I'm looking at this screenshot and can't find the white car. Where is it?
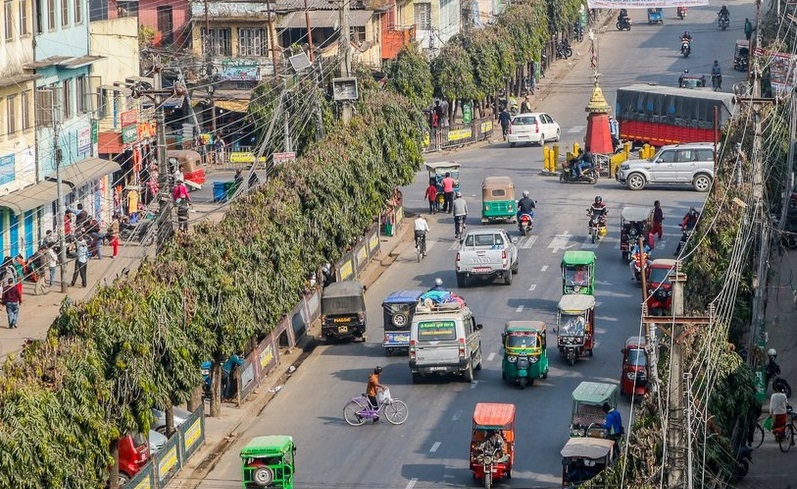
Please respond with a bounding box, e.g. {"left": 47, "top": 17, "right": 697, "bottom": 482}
{"left": 507, "top": 112, "right": 561, "bottom": 147}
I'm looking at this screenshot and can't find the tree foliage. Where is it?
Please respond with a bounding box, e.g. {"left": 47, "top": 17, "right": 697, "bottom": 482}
{"left": 385, "top": 45, "right": 433, "bottom": 106}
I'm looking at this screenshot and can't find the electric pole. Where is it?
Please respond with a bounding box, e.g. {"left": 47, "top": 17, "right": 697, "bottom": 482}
{"left": 53, "top": 105, "right": 68, "bottom": 293}
{"left": 304, "top": 0, "right": 315, "bottom": 62}
{"left": 339, "top": 0, "right": 350, "bottom": 77}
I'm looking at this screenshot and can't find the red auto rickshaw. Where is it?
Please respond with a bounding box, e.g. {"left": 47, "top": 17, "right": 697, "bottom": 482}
{"left": 167, "top": 150, "right": 206, "bottom": 190}
{"left": 646, "top": 259, "right": 675, "bottom": 315}
{"left": 469, "top": 403, "right": 515, "bottom": 488}
{"left": 620, "top": 336, "right": 648, "bottom": 398}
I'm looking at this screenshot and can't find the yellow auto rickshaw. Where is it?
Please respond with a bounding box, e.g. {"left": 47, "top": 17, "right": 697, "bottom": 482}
{"left": 481, "top": 176, "right": 516, "bottom": 223}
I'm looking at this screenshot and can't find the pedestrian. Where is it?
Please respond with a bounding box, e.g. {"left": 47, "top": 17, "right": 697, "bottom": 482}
{"left": 222, "top": 354, "right": 245, "bottom": 401}
{"left": 608, "top": 116, "right": 620, "bottom": 148}
{"left": 520, "top": 95, "right": 532, "bottom": 114}
{"left": 41, "top": 230, "right": 57, "bottom": 249}
{"left": 214, "top": 134, "right": 227, "bottom": 165}
{"left": 173, "top": 178, "right": 190, "bottom": 203}
{"left": 2, "top": 278, "right": 21, "bottom": 328}
{"left": 651, "top": 200, "right": 664, "bottom": 240}
{"left": 70, "top": 236, "right": 88, "bottom": 288}
{"left": 499, "top": 108, "right": 511, "bottom": 140}
{"left": 173, "top": 164, "right": 184, "bottom": 185}
{"left": 64, "top": 210, "right": 73, "bottom": 237}
{"left": 46, "top": 245, "right": 58, "bottom": 287}
{"left": 108, "top": 212, "right": 121, "bottom": 259}
{"left": 248, "top": 169, "right": 260, "bottom": 189}
{"left": 744, "top": 18, "right": 753, "bottom": 41}
{"left": 1, "top": 256, "right": 16, "bottom": 289}
{"left": 234, "top": 169, "right": 244, "bottom": 191}
{"left": 12, "top": 254, "right": 24, "bottom": 300}
{"left": 32, "top": 245, "right": 48, "bottom": 296}
{"left": 424, "top": 179, "right": 438, "bottom": 214}
{"left": 770, "top": 386, "right": 789, "bottom": 441}
{"left": 441, "top": 172, "right": 455, "bottom": 214}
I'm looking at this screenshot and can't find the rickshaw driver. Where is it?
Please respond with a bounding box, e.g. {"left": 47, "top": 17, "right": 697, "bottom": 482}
{"left": 601, "top": 402, "right": 624, "bottom": 441}
{"left": 516, "top": 191, "right": 536, "bottom": 221}
{"left": 480, "top": 431, "right": 509, "bottom": 462}
{"left": 366, "top": 366, "right": 386, "bottom": 412}
{"left": 570, "top": 265, "right": 588, "bottom": 285}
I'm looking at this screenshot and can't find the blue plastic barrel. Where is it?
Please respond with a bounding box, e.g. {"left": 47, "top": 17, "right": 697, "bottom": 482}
{"left": 213, "top": 181, "right": 226, "bottom": 202}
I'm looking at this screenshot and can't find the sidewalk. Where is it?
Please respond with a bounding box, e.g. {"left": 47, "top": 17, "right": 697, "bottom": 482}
{"left": 167, "top": 216, "right": 415, "bottom": 489}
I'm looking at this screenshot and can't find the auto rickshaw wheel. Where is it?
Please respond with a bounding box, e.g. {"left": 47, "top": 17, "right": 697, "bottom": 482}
{"left": 519, "top": 378, "right": 527, "bottom": 389}
{"left": 484, "top": 471, "right": 492, "bottom": 489}
{"left": 412, "top": 373, "right": 422, "bottom": 384}
{"left": 588, "top": 349, "right": 594, "bottom": 357}
{"left": 542, "top": 369, "right": 548, "bottom": 379}
{"left": 253, "top": 467, "right": 275, "bottom": 487}
{"left": 502, "top": 371, "right": 507, "bottom": 380}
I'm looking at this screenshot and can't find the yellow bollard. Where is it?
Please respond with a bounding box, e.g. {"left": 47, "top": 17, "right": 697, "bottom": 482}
{"left": 573, "top": 142, "right": 580, "bottom": 157}
{"left": 552, "top": 144, "right": 560, "bottom": 172}
{"left": 543, "top": 146, "right": 551, "bottom": 172}
{"left": 623, "top": 141, "right": 631, "bottom": 159}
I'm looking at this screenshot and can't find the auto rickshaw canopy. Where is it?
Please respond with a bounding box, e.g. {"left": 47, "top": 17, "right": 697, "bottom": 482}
{"left": 625, "top": 336, "right": 647, "bottom": 350}
{"left": 481, "top": 176, "right": 515, "bottom": 201}
{"left": 734, "top": 39, "right": 750, "bottom": 57}
{"left": 620, "top": 206, "right": 651, "bottom": 223}
{"left": 561, "top": 250, "right": 596, "bottom": 267}
{"left": 560, "top": 437, "right": 616, "bottom": 459}
{"left": 240, "top": 435, "right": 294, "bottom": 457}
{"left": 572, "top": 382, "right": 619, "bottom": 407}
{"left": 472, "top": 402, "right": 516, "bottom": 429}
{"left": 321, "top": 280, "right": 365, "bottom": 314}
{"left": 504, "top": 320, "right": 546, "bottom": 334}
{"left": 558, "top": 294, "right": 596, "bottom": 313}
{"left": 382, "top": 290, "right": 424, "bottom": 304}
{"left": 503, "top": 321, "right": 546, "bottom": 349}
{"left": 425, "top": 161, "right": 460, "bottom": 175}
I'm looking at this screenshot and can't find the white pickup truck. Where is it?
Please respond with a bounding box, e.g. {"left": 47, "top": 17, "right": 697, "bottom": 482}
{"left": 455, "top": 228, "right": 519, "bottom": 287}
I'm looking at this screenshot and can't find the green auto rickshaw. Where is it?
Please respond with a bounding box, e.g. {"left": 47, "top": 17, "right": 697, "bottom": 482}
{"left": 568, "top": 382, "right": 619, "bottom": 438}
{"left": 561, "top": 250, "right": 596, "bottom": 295}
{"left": 240, "top": 435, "right": 296, "bottom": 488}
{"left": 481, "top": 176, "right": 517, "bottom": 223}
{"left": 501, "top": 321, "right": 549, "bottom": 388}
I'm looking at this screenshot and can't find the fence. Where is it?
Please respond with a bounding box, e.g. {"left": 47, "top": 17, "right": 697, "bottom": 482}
{"left": 424, "top": 117, "right": 495, "bottom": 153}
{"left": 335, "top": 217, "right": 385, "bottom": 282}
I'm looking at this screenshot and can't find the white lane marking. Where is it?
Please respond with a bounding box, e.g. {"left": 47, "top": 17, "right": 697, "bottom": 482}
{"left": 529, "top": 284, "right": 537, "bottom": 291}
{"left": 548, "top": 231, "right": 576, "bottom": 253}
{"left": 430, "top": 442, "right": 441, "bottom": 452}
{"left": 568, "top": 125, "right": 586, "bottom": 134}
{"left": 581, "top": 238, "right": 599, "bottom": 249}
{"left": 516, "top": 305, "right": 524, "bottom": 312}
{"left": 406, "top": 479, "right": 418, "bottom": 489}
{"left": 448, "top": 241, "right": 461, "bottom": 251}
{"left": 487, "top": 352, "right": 496, "bottom": 362}
{"left": 519, "top": 235, "right": 539, "bottom": 249}
{"left": 541, "top": 265, "right": 549, "bottom": 272}
{"left": 452, "top": 410, "right": 462, "bottom": 421}
{"left": 470, "top": 380, "right": 479, "bottom": 389}
{"left": 425, "top": 239, "right": 437, "bottom": 252}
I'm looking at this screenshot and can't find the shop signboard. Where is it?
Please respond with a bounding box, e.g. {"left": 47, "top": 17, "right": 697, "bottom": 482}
{"left": 0, "top": 154, "right": 15, "bottom": 186}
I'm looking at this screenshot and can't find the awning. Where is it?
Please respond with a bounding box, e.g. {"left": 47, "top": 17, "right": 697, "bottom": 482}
{"left": 57, "top": 55, "right": 104, "bottom": 69}
{"left": 0, "top": 73, "right": 39, "bottom": 88}
{"left": 25, "top": 56, "right": 71, "bottom": 69}
{"left": 277, "top": 9, "right": 373, "bottom": 28}
{"left": 0, "top": 181, "right": 65, "bottom": 214}
{"left": 46, "top": 157, "right": 122, "bottom": 189}
{"left": 215, "top": 99, "right": 250, "bottom": 112}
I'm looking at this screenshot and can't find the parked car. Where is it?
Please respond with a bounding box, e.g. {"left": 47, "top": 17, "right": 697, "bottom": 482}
{"left": 616, "top": 142, "right": 715, "bottom": 191}
{"left": 149, "top": 430, "right": 168, "bottom": 456}
{"left": 455, "top": 228, "right": 519, "bottom": 286}
{"left": 151, "top": 407, "right": 192, "bottom": 435}
{"left": 506, "top": 112, "right": 561, "bottom": 147}
{"left": 118, "top": 433, "right": 150, "bottom": 485}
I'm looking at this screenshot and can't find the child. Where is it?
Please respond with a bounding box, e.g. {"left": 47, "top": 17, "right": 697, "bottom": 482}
{"left": 424, "top": 180, "right": 439, "bottom": 215}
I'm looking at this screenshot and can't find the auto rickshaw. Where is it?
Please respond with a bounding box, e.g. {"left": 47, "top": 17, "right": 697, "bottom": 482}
{"left": 568, "top": 381, "right": 619, "bottom": 437}
{"left": 556, "top": 294, "right": 596, "bottom": 366}
{"left": 560, "top": 437, "right": 617, "bottom": 487}
{"left": 382, "top": 290, "right": 423, "bottom": 356}
{"left": 620, "top": 206, "right": 651, "bottom": 261}
{"left": 620, "top": 336, "right": 649, "bottom": 399}
{"left": 501, "top": 321, "right": 549, "bottom": 388}
{"left": 320, "top": 280, "right": 366, "bottom": 342}
{"left": 734, "top": 39, "right": 750, "bottom": 71}
{"left": 426, "top": 161, "right": 461, "bottom": 211}
{"left": 481, "top": 176, "right": 516, "bottom": 223}
{"left": 470, "top": 403, "right": 515, "bottom": 488}
{"left": 240, "top": 435, "right": 296, "bottom": 488}
{"left": 561, "top": 250, "right": 596, "bottom": 295}
{"left": 647, "top": 7, "right": 663, "bottom": 24}
{"left": 646, "top": 259, "right": 675, "bottom": 315}
{"left": 167, "top": 150, "right": 206, "bottom": 190}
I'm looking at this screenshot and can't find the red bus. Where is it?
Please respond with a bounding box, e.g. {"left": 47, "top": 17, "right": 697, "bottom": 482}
{"left": 615, "top": 84, "right": 736, "bottom": 147}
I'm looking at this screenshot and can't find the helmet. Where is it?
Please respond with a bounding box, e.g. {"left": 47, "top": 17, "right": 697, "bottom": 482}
{"left": 455, "top": 191, "right": 462, "bottom": 198}
{"left": 683, "top": 69, "right": 690, "bottom": 74}
{"left": 434, "top": 277, "right": 443, "bottom": 287}
{"left": 374, "top": 366, "right": 383, "bottom": 374}
{"left": 595, "top": 196, "right": 602, "bottom": 204}
{"left": 768, "top": 348, "right": 777, "bottom": 357}
{"left": 523, "top": 190, "right": 530, "bottom": 198}
{"left": 684, "top": 31, "right": 689, "bottom": 36}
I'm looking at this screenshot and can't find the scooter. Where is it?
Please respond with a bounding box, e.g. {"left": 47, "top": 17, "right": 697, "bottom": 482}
{"left": 561, "top": 160, "right": 599, "bottom": 184}
{"left": 677, "top": 6, "right": 687, "bottom": 19}
{"left": 587, "top": 209, "right": 608, "bottom": 244}
{"left": 556, "top": 40, "right": 573, "bottom": 59}
{"left": 681, "top": 39, "right": 691, "bottom": 58}
{"left": 616, "top": 17, "right": 632, "bottom": 30}
{"left": 517, "top": 212, "right": 534, "bottom": 236}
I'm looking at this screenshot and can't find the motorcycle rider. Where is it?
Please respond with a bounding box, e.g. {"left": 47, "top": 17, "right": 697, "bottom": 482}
{"left": 430, "top": 277, "right": 446, "bottom": 292}
{"left": 414, "top": 214, "right": 430, "bottom": 256}
{"left": 766, "top": 348, "right": 781, "bottom": 387}
{"left": 577, "top": 146, "right": 594, "bottom": 177}
{"left": 618, "top": 8, "right": 629, "bottom": 26}
{"left": 674, "top": 207, "right": 700, "bottom": 255}
{"left": 711, "top": 60, "right": 722, "bottom": 89}
{"left": 452, "top": 191, "right": 468, "bottom": 240}
{"left": 680, "top": 31, "right": 692, "bottom": 54}
{"left": 517, "top": 190, "right": 536, "bottom": 221}
{"left": 718, "top": 5, "right": 730, "bottom": 22}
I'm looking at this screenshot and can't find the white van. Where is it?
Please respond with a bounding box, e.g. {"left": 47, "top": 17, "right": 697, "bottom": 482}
{"left": 409, "top": 301, "right": 483, "bottom": 383}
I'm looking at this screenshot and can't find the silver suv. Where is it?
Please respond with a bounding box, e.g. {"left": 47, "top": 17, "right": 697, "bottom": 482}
{"left": 616, "top": 143, "right": 715, "bottom": 192}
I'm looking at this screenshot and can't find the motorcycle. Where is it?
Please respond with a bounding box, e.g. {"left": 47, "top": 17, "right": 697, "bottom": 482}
{"left": 616, "top": 16, "right": 632, "bottom": 31}
{"left": 677, "top": 6, "right": 687, "bottom": 19}
{"left": 680, "top": 38, "right": 691, "bottom": 58}
{"left": 561, "top": 158, "right": 599, "bottom": 184}
{"left": 573, "top": 21, "right": 584, "bottom": 42}
{"left": 201, "top": 361, "right": 212, "bottom": 399}
{"left": 735, "top": 445, "right": 753, "bottom": 480}
{"left": 119, "top": 218, "right": 156, "bottom": 246}
{"left": 718, "top": 13, "right": 730, "bottom": 30}
{"left": 474, "top": 446, "right": 503, "bottom": 489}
{"left": 518, "top": 212, "right": 534, "bottom": 236}
{"left": 766, "top": 357, "right": 793, "bottom": 398}
{"left": 556, "top": 40, "right": 573, "bottom": 59}
{"left": 675, "top": 229, "right": 693, "bottom": 255}
{"left": 587, "top": 208, "right": 608, "bottom": 244}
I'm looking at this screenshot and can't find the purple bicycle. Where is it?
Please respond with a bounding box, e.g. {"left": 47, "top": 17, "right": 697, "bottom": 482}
{"left": 343, "top": 388, "right": 409, "bottom": 426}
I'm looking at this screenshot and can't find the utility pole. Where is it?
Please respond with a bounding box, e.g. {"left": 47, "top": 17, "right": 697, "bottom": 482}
{"left": 304, "top": 0, "right": 315, "bottom": 62}
{"left": 266, "top": 1, "right": 279, "bottom": 78}
{"left": 53, "top": 106, "right": 68, "bottom": 293}
{"left": 339, "top": 0, "right": 351, "bottom": 77}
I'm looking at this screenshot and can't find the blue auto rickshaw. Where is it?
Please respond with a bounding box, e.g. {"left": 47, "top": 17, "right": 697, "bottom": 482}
{"left": 382, "top": 290, "right": 423, "bottom": 355}
{"left": 647, "top": 8, "right": 663, "bottom": 24}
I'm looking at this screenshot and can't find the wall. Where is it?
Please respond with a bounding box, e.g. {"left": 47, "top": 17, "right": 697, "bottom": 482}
{"left": 0, "top": 0, "right": 34, "bottom": 76}
{"left": 138, "top": 0, "right": 191, "bottom": 47}
{"left": 34, "top": 0, "right": 89, "bottom": 58}
{"left": 89, "top": 17, "right": 139, "bottom": 86}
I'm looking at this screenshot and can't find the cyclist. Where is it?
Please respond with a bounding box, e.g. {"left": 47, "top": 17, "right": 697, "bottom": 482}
{"left": 367, "top": 366, "right": 386, "bottom": 417}
{"left": 770, "top": 385, "right": 789, "bottom": 441}
{"left": 452, "top": 191, "right": 468, "bottom": 240}
{"left": 414, "top": 214, "right": 430, "bottom": 256}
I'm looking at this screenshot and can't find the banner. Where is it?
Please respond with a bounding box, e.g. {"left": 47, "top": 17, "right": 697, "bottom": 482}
{"left": 587, "top": 0, "right": 708, "bottom": 8}
{"left": 766, "top": 50, "right": 797, "bottom": 94}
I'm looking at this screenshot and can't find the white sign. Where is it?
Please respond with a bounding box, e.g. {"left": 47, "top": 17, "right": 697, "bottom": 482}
{"left": 273, "top": 152, "right": 296, "bottom": 164}
{"left": 587, "top": 0, "right": 708, "bottom": 7}
{"left": 77, "top": 127, "right": 91, "bottom": 154}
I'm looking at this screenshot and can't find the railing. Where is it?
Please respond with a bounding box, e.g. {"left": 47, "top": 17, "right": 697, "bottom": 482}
{"left": 423, "top": 117, "right": 495, "bottom": 153}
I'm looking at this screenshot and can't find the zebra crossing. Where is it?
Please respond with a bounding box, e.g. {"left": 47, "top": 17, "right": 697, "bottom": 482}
{"left": 443, "top": 233, "right": 605, "bottom": 251}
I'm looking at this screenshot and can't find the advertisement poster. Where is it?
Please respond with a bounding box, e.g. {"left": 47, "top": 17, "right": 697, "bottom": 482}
{"left": 587, "top": 0, "right": 707, "bottom": 8}
{"left": 77, "top": 127, "right": 91, "bottom": 154}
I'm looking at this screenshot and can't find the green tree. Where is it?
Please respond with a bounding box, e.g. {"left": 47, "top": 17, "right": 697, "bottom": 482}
{"left": 385, "top": 45, "right": 433, "bottom": 107}
{"left": 432, "top": 43, "right": 478, "bottom": 117}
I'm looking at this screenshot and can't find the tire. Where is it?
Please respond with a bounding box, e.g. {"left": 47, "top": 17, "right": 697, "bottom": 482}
{"left": 736, "top": 460, "right": 749, "bottom": 479}
{"left": 392, "top": 313, "right": 408, "bottom": 327}
{"left": 509, "top": 142, "right": 516, "bottom": 148}
{"left": 412, "top": 373, "right": 422, "bottom": 384}
{"left": 464, "top": 362, "right": 475, "bottom": 383}
{"left": 626, "top": 173, "right": 646, "bottom": 190}
{"left": 554, "top": 129, "right": 561, "bottom": 141}
{"left": 456, "top": 273, "right": 467, "bottom": 288}
{"left": 253, "top": 466, "right": 275, "bottom": 487}
{"left": 119, "top": 474, "right": 131, "bottom": 486}
{"left": 511, "top": 260, "right": 519, "bottom": 274}
{"left": 416, "top": 249, "right": 422, "bottom": 263}
{"left": 155, "top": 425, "right": 167, "bottom": 436}
{"left": 519, "top": 377, "right": 527, "bottom": 389}
{"left": 504, "top": 270, "right": 513, "bottom": 285}
{"left": 502, "top": 371, "right": 507, "bottom": 380}
{"left": 542, "top": 368, "right": 548, "bottom": 379}
{"left": 592, "top": 230, "right": 596, "bottom": 244}
{"left": 484, "top": 471, "right": 492, "bottom": 489}
{"left": 385, "top": 399, "right": 409, "bottom": 425}
{"left": 779, "top": 424, "right": 794, "bottom": 452}
{"left": 566, "top": 47, "right": 573, "bottom": 57}
{"left": 566, "top": 349, "right": 577, "bottom": 366}
{"left": 751, "top": 423, "right": 765, "bottom": 449}
{"left": 343, "top": 399, "right": 367, "bottom": 426}
{"left": 616, "top": 21, "right": 622, "bottom": 30}
{"left": 693, "top": 174, "right": 712, "bottom": 192}
{"left": 559, "top": 174, "right": 565, "bottom": 183}
{"left": 538, "top": 134, "right": 545, "bottom": 146}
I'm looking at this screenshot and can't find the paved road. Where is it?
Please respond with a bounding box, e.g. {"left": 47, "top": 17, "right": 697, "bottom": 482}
{"left": 196, "top": 4, "right": 753, "bottom": 489}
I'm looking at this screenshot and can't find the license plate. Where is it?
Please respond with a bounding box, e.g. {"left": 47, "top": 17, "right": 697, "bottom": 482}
{"left": 427, "top": 366, "right": 447, "bottom": 372}
{"left": 338, "top": 326, "right": 349, "bottom": 333}
{"left": 473, "top": 267, "right": 491, "bottom": 273}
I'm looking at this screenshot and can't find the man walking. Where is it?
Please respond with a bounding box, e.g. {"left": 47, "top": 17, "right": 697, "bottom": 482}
{"left": 651, "top": 200, "right": 664, "bottom": 240}
{"left": 499, "top": 108, "right": 511, "bottom": 141}
{"left": 47, "top": 245, "right": 58, "bottom": 287}
{"left": 441, "top": 172, "right": 455, "bottom": 214}
{"left": 70, "top": 236, "right": 88, "bottom": 288}
{"left": 32, "top": 245, "right": 48, "bottom": 295}
{"left": 2, "top": 278, "right": 20, "bottom": 328}
{"left": 744, "top": 18, "right": 753, "bottom": 41}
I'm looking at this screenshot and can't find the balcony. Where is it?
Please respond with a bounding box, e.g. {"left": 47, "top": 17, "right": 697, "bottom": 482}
{"left": 381, "top": 24, "right": 416, "bottom": 60}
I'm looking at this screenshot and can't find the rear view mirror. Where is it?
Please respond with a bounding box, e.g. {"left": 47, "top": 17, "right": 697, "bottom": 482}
{"left": 511, "top": 237, "right": 518, "bottom": 243}
{"left": 476, "top": 323, "right": 484, "bottom": 330}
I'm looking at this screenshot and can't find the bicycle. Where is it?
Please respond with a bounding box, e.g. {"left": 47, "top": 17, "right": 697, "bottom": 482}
{"left": 343, "top": 388, "right": 409, "bottom": 426}
{"left": 454, "top": 215, "right": 466, "bottom": 241}
{"left": 415, "top": 232, "right": 427, "bottom": 263}
{"left": 778, "top": 407, "right": 796, "bottom": 453}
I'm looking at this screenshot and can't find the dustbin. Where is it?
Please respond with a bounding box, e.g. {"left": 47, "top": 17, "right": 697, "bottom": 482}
{"left": 213, "top": 181, "right": 227, "bottom": 202}
{"left": 223, "top": 181, "right": 237, "bottom": 198}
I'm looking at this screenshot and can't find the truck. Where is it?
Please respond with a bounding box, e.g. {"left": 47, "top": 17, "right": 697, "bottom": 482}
{"left": 455, "top": 228, "right": 519, "bottom": 287}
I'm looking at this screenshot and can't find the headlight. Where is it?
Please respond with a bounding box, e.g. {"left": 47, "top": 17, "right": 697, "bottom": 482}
{"left": 626, "top": 372, "right": 637, "bottom": 380}
{"left": 620, "top": 164, "right": 630, "bottom": 170}
{"left": 529, "top": 356, "right": 538, "bottom": 363}
{"left": 507, "top": 355, "right": 517, "bottom": 363}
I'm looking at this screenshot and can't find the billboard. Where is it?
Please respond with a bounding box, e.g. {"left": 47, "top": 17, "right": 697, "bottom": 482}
{"left": 587, "top": 0, "right": 707, "bottom": 7}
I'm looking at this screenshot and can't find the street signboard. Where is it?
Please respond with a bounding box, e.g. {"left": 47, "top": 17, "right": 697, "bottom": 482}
{"left": 273, "top": 152, "right": 296, "bottom": 164}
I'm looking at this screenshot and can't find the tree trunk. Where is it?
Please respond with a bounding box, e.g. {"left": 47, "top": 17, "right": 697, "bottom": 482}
{"left": 187, "top": 385, "right": 203, "bottom": 412}
{"left": 210, "top": 360, "right": 223, "bottom": 417}
{"left": 166, "top": 406, "right": 175, "bottom": 437}
{"left": 109, "top": 438, "right": 120, "bottom": 489}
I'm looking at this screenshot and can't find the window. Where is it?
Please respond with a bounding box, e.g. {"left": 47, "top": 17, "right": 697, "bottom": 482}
{"left": 35, "top": 89, "right": 54, "bottom": 126}
{"left": 349, "top": 26, "right": 365, "bottom": 44}
{"left": 60, "top": 0, "right": 68, "bottom": 26}
{"left": 156, "top": 6, "right": 173, "bottom": 44}
{"left": 414, "top": 2, "right": 431, "bottom": 29}
{"left": 73, "top": 0, "right": 80, "bottom": 23}
{"left": 4, "top": 1, "right": 12, "bottom": 39}
{"left": 201, "top": 28, "right": 231, "bottom": 56}
{"left": 47, "top": 0, "right": 55, "bottom": 30}
{"left": 21, "top": 91, "right": 30, "bottom": 129}
{"left": 19, "top": 0, "right": 28, "bottom": 34}
{"left": 75, "top": 75, "right": 86, "bottom": 113}
{"left": 657, "top": 150, "right": 675, "bottom": 163}
{"left": 62, "top": 79, "right": 71, "bottom": 120}
{"left": 238, "top": 28, "right": 266, "bottom": 57}
{"left": 6, "top": 95, "right": 15, "bottom": 135}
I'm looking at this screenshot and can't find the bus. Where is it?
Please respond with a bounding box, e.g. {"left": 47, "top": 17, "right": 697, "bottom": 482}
{"left": 615, "top": 84, "right": 736, "bottom": 147}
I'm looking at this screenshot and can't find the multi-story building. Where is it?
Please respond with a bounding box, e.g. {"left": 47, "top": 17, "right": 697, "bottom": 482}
{"left": 403, "top": 0, "right": 460, "bottom": 53}
{"left": 0, "top": 0, "right": 39, "bottom": 257}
